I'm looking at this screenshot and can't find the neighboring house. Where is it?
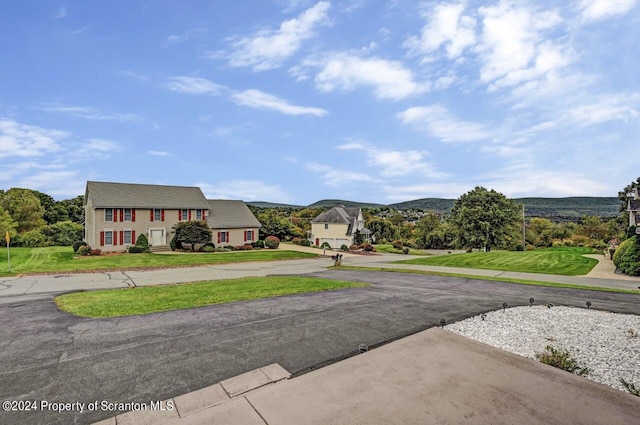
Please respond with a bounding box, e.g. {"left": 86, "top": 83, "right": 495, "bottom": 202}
{"left": 84, "top": 181, "right": 260, "bottom": 252}
{"left": 207, "top": 199, "right": 261, "bottom": 247}
{"left": 309, "top": 205, "right": 371, "bottom": 249}
{"left": 628, "top": 187, "right": 640, "bottom": 227}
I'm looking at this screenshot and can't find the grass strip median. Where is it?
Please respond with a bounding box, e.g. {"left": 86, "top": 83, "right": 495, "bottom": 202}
{"left": 55, "top": 276, "right": 368, "bottom": 318}
{"left": 335, "top": 266, "right": 640, "bottom": 295}
{"left": 395, "top": 247, "right": 598, "bottom": 276}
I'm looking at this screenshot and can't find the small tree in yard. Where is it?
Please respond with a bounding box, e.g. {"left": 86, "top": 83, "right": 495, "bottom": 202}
{"left": 265, "top": 235, "right": 280, "bottom": 249}
{"left": 173, "top": 221, "right": 212, "bottom": 252}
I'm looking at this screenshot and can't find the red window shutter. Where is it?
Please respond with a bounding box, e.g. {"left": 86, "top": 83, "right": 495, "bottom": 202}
{"left": 244, "top": 230, "right": 247, "bottom": 241}
{"left": 161, "top": 209, "right": 165, "bottom": 221}
{"left": 132, "top": 209, "right": 136, "bottom": 222}
{"left": 100, "top": 231, "right": 105, "bottom": 246}
{"left": 132, "top": 230, "right": 136, "bottom": 244}
{"left": 150, "top": 210, "right": 154, "bottom": 222}
{"left": 114, "top": 231, "right": 118, "bottom": 246}
{"left": 120, "top": 230, "right": 124, "bottom": 244}
{"left": 120, "top": 209, "right": 124, "bottom": 222}
{"left": 188, "top": 210, "right": 192, "bottom": 220}
{"left": 217, "top": 232, "right": 221, "bottom": 244}
{"left": 179, "top": 210, "right": 182, "bottom": 221}
{"left": 113, "top": 209, "right": 118, "bottom": 223}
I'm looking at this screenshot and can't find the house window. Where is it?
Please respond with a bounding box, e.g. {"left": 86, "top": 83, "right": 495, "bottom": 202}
{"left": 324, "top": 224, "right": 329, "bottom": 230}
{"left": 104, "top": 231, "right": 113, "bottom": 246}
{"left": 219, "top": 231, "right": 229, "bottom": 243}
{"left": 154, "top": 209, "right": 162, "bottom": 221}
{"left": 124, "top": 208, "right": 132, "bottom": 222}
{"left": 180, "top": 209, "right": 188, "bottom": 221}
{"left": 246, "top": 230, "right": 253, "bottom": 241}
{"left": 196, "top": 209, "right": 202, "bottom": 220}
{"left": 105, "top": 209, "right": 114, "bottom": 222}
{"left": 123, "top": 230, "right": 132, "bottom": 245}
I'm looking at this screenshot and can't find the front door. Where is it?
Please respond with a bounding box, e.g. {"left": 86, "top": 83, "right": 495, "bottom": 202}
{"left": 150, "top": 228, "right": 165, "bottom": 246}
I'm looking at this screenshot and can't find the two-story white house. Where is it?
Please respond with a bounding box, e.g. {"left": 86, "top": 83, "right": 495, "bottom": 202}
{"left": 628, "top": 187, "right": 640, "bottom": 227}
{"left": 309, "top": 205, "right": 371, "bottom": 249}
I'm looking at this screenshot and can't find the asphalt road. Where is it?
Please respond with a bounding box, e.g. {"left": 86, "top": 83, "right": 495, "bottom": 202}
{"left": 1, "top": 270, "right": 639, "bottom": 425}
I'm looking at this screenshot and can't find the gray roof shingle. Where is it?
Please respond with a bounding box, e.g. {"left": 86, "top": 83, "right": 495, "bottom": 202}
{"left": 85, "top": 181, "right": 210, "bottom": 209}
{"left": 206, "top": 200, "right": 262, "bottom": 229}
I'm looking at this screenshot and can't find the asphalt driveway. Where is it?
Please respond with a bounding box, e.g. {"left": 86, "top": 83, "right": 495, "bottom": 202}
{"left": 1, "top": 270, "right": 639, "bottom": 425}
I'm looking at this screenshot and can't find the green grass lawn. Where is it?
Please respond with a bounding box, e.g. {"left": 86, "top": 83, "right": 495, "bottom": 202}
{"left": 395, "top": 247, "right": 599, "bottom": 276}
{"left": 0, "top": 246, "right": 317, "bottom": 276}
{"left": 55, "top": 276, "right": 368, "bottom": 318}
{"left": 374, "top": 244, "right": 432, "bottom": 256}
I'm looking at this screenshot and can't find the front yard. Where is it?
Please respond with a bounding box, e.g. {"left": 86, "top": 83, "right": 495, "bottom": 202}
{"left": 0, "top": 246, "right": 318, "bottom": 276}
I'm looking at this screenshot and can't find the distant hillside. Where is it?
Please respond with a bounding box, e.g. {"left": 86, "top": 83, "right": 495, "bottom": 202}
{"left": 307, "top": 199, "right": 387, "bottom": 209}
{"left": 390, "top": 198, "right": 454, "bottom": 211}
{"left": 247, "top": 201, "right": 303, "bottom": 209}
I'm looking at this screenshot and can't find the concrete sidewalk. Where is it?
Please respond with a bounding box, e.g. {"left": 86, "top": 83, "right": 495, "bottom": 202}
{"left": 93, "top": 328, "right": 640, "bottom": 425}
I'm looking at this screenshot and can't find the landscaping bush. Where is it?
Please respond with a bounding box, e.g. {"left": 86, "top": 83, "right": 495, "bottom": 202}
{"left": 341, "top": 244, "right": 349, "bottom": 252}
{"left": 170, "top": 235, "right": 180, "bottom": 251}
{"left": 252, "top": 240, "right": 265, "bottom": 248}
{"left": 320, "top": 242, "right": 331, "bottom": 250}
{"left": 89, "top": 249, "right": 102, "bottom": 256}
{"left": 265, "top": 235, "right": 280, "bottom": 249}
{"left": 626, "top": 226, "right": 638, "bottom": 239}
{"left": 392, "top": 240, "right": 403, "bottom": 250}
{"left": 300, "top": 239, "right": 311, "bottom": 247}
{"left": 16, "top": 229, "right": 49, "bottom": 247}
{"left": 135, "top": 234, "right": 150, "bottom": 249}
{"left": 362, "top": 243, "right": 374, "bottom": 252}
{"left": 198, "top": 242, "right": 215, "bottom": 252}
{"left": 215, "top": 247, "right": 230, "bottom": 252}
{"left": 73, "top": 240, "right": 88, "bottom": 253}
{"left": 613, "top": 236, "right": 635, "bottom": 268}
{"left": 128, "top": 246, "right": 145, "bottom": 254}
{"left": 617, "top": 236, "right": 640, "bottom": 276}
{"left": 349, "top": 243, "right": 360, "bottom": 251}
{"left": 535, "top": 345, "right": 589, "bottom": 376}
{"left": 77, "top": 245, "right": 92, "bottom": 256}
{"left": 233, "top": 245, "right": 253, "bottom": 251}
{"left": 292, "top": 237, "right": 302, "bottom": 245}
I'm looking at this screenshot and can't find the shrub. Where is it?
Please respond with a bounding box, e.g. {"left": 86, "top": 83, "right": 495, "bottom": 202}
{"left": 613, "top": 236, "right": 635, "bottom": 268}
{"left": 73, "top": 240, "right": 88, "bottom": 253}
{"left": 135, "top": 233, "right": 150, "bottom": 249}
{"left": 201, "top": 245, "right": 215, "bottom": 253}
{"left": 170, "top": 235, "right": 180, "bottom": 251}
{"left": 90, "top": 249, "right": 102, "bottom": 256}
{"left": 626, "top": 226, "right": 638, "bottom": 239}
{"left": 199, "top": 242, "right": 215, "bottom": 252}
{"left": 300, "top": 239, "right": 311, "bottom": 247}
{"left": 617, "top": 236, "right": 640, "bottom": 276}
{"left": 215, "top": 247, "right": 229, "bottom": 252}
{"left": 77, "top": 245, "right": 92, "bottom": 256}
{"left": 265, "top": 235, "right": 280, "bottom": 249}
{"left": 402, "top": 247, "right": 410, "bottom": 254}
{"left": 349, "top": 243, "right": 360, "bottom": 251}
{"left": 362, "top": 243, "right": 374, "bottom": 252}
{"left": 392, "top": 240, "right": 403, "bottom": 250}
{"left": 233, "top": 245, "right": 253, "bottom": 251}
{"left": 526, "top": 244, "right": 536, "bottom": 251}
{"left": 292, "top": 237, "right": 302, "bottom": 245}
{"left": 16, "top": 229, "right": 48, "bottom": 247}
{"left": 128, "top": 246, "right": 145, "bottom": 254}
{"left": 341, "top": 244, "right": 349, "bottom": 252}
{"left": 252, "top": 240, "right": 265, "bottom": 248}
{"left": 320, "top": 242, "right": 331, "bottom": 250}
{"left": 535, "top": 345, "right": 589, "bottom": 376}
{"left": 224, "top": 245, "right": 234, "bottom": 250}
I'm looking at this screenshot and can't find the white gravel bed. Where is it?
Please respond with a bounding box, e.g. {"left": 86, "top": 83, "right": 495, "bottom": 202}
{"left": 445, "top": 306, "right": 640, "bottom": 394}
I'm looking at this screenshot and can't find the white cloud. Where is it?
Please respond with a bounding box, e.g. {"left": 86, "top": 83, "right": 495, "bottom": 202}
{"left": 41, "top": 105, "right": 142, "bottom": 122}
{"left": 166, "top": 76, "right": 227, "bottom": 95}
{"left": 308, "top": 52, "right": 426, "bottom": 100}
{"left": 0, "top": 118, "right": 67, "bottom": 159}
{"left": 198, "top": 180, "right": 291, "bottom": 203}
{"left": 165, "top": 28, "right": 206, "bottom": 44}
{"left": 565, "top": 94, "right": 640, "bottom": 126}
{"left": 398, "top": 105, "right": 492, "bottom": 142}
{"left": 476, "top": 1, "right": 570, "bottom": 90}
{"left": 336, "top": 142, "right": 447, "bottom": 178}
{"left": 404, "top": 2, "right": 476, "bottom": 60}
{"left": 17, "top": 171, "right": 84, "bottom": 198}
{"left": 52, "top": 7, "right": 66, "bottom": 19}
{"left": 118, "top": 70, "right": 150, "bottom": 81}
{"left": 306, "top": 162, "right": 377, "bottom": 186}
{"left": 230, "top": 89, "right": 328, "bottom": 116}
{"left": 224, "top": 1, "right": 330, "bottom": 71}
{"left": 382, "top": 182, "right": 473, "bottom": 201}
{"left": 578, "top": 0, "right": 637, "bottom": 23}
{"left": 148, "top": 150, "right": 170, "bottom": 156}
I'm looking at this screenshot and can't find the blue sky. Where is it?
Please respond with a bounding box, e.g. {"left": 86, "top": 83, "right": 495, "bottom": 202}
{"left": 1, "top": 0, "right": 638, "bottom": 204}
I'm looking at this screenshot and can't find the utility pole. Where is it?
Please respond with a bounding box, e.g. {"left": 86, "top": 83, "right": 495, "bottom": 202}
{"left": 522, "top": 204, "right": 526, "bottom": 251}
